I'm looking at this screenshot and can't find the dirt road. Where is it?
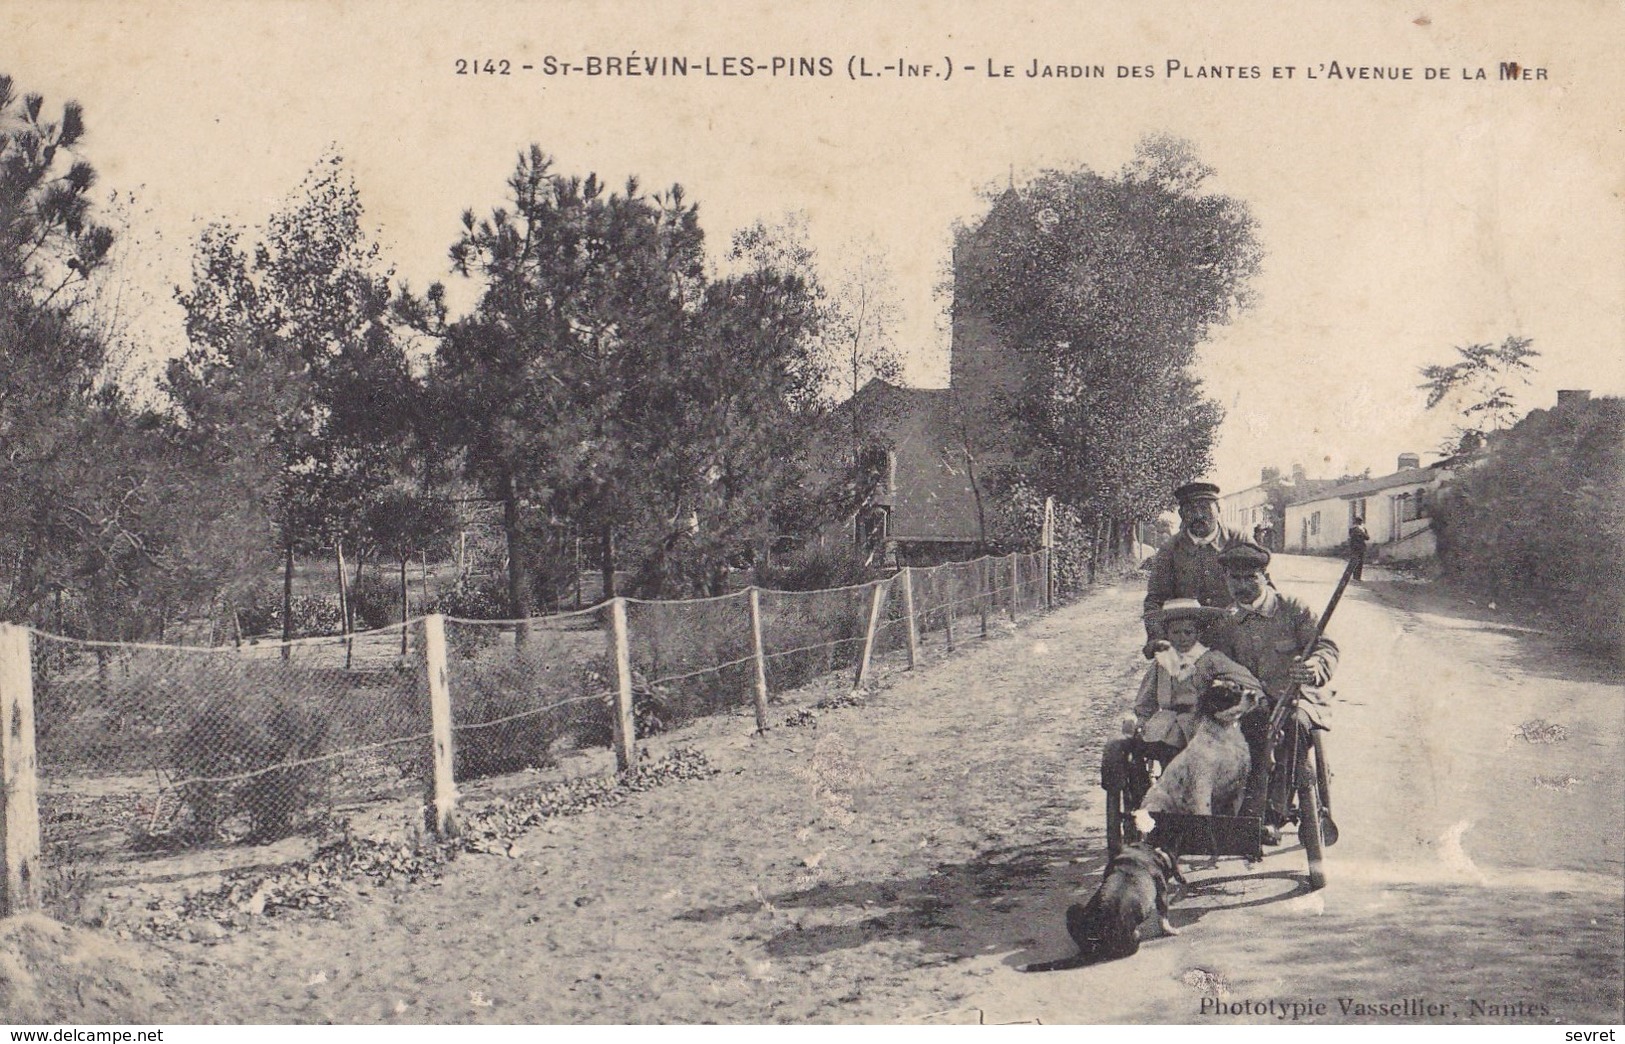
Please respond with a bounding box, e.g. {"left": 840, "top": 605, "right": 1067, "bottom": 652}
{"left": 980, "top": 555, "right": 1624, "bottom": 1026}
{"left": 148, "top": 556, "right": 1622, "bottom": 1024}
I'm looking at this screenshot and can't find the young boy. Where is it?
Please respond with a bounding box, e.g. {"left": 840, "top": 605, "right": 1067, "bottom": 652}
{"left": 1129, "top": 599, "right": 1263, "bottom": 762}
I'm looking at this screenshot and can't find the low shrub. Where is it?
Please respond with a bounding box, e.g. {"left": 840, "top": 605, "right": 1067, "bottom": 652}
{"left": 755, "top": 545, "right": 874, "bottom": 592}
{"left": 431, "top": 574, "right": 511, "bottom": 620}
{"left": 568, "top": 667, "right": 677, "bottom": 748}
{"left": 348, "top": 573, "right": 405, "bottom": 631}
{"left": 170, "top": 690, "right": 333, "bottom": 843}
{"left": 237, "top": 593, "right": 343, "bottom": 640}
{"left": 451, "top": 665, "right": 559, "bottom": 779}
{"left": 448, "top": 642, "right": 614, "bottom": 779}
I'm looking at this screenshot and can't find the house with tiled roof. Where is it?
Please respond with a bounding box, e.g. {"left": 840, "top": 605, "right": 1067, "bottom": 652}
{"left": 1282, "top": 454, "right": 1444, "bottom": 560}
{"left": 829, "top": 379, "right": 991, "bottom": 565}
{"left": 821, "top": 200, "right": 1028, "bottom": 565}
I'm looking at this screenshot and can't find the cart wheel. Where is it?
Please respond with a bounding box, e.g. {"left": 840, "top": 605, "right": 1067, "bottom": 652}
{"left": 1105, "top": 787, "right": 1125, "bottom": 856}
{"left": 1298, "top": 778, "right": 1327, "bottom": 890}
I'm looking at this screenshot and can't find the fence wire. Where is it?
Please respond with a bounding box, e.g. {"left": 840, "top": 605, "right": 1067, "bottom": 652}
{"left": 18, "top": 549, "right": 1051, "bottom": 925}
{"left": 443, "top": 609, "right": 613, "bottom": 784}
{"left": 32, "top": 625, "right": 429, "bottom": 858}
{"left": 624, "top": 591, "right": 757, "bottom": 729}
{"left": 756, "top": 582, "right": 875, "bottom": 693}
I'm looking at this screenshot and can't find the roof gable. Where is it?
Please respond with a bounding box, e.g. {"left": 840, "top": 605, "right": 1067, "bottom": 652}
{"left": 1290, "top": 466, "right": 1440, "bottom": 505}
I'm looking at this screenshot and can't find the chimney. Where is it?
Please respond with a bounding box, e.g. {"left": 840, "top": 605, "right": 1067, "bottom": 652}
{"left": 1397, "top": 452, "right": 1420, "bottom": 470}
{"left": 1291, "top": 463, "right": 1307, "bottom": 484}
{"left": 1556, "top": 389, "right": 1591, "bottom": 408}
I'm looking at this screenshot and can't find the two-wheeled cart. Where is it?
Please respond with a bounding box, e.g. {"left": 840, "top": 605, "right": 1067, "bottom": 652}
{"left": 1101, "top": 706, "right": 1336, "bottom": 889}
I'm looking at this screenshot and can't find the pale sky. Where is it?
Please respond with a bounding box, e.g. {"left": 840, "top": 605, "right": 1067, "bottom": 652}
{"left": 5, "top": 0, "right": 1622, "bottom": 496}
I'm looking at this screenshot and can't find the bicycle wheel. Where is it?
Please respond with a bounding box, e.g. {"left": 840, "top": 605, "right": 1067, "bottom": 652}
{"left": 1298, "top": 745, "right": 1328, "bottom": 890}
{"left": 1311, "top": 729, "right": 1339, "bottom": 846}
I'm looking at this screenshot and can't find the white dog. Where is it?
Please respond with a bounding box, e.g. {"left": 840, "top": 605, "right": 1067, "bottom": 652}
{"left": 1141, "top": 681, "right": 1254, "bottom": 817}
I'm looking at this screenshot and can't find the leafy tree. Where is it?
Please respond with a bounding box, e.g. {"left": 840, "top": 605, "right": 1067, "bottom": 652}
{"left": 1418, "top": 334, "right": 1541, "bottom": 448}
{"left": 422, "top": 149, "right": 704, "bottom": 617}
{"left": 728, "top": 216, "right": 903, "bottom": 406}
{"left": 167, "top": 152, "right": 416, "bottom": 641}
{"left": 0, "top": 74, "right": 155, "bottom": 628}
{"left": 1431, "top": 395, "right": 1622, "bottom": 653}
{"left": 953, "top": 135, "right": 1260, "bottom": 533}
{"left": 628, "top": 255, "right": 835, "bottom": 595}
{"left": 727, "top": 216, "right": 904, "bottom": 553}
{"left": 828, "top": 243, "right": 903, "bottom": 401}
{"left": 365, "top": 486, "right": 456, "bottom": 648}
{"left": 0, "top": 75, "right": 114, "bottom": 302}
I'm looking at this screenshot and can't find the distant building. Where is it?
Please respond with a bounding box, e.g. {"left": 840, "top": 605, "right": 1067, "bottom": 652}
{"left": 1282, "top": 455, "right": 1444, "bottom": 560}
{"left": 828, "top": 379, "right": 987, "bottom": 565}
{"left": 819, "top": 199, "right": 1025, "bottom": 565}
{"left": 1219, "top": 465, "right": 1345, "bottom": 551}
{"left": 1219, "top": 478, "right": 1274, "bottom": 545}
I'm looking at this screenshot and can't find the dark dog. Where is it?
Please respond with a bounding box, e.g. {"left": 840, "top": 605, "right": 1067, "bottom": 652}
{"left": 1062, "top": 842, "right": 1181, "bottom": 962}
{"left": 1142, "top": 680, "right": 1253, "bottom": 818}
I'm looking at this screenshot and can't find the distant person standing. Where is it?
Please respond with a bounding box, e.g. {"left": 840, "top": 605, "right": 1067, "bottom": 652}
{"left": 1347, "top": 517, "right": 1370, "bottom": 582}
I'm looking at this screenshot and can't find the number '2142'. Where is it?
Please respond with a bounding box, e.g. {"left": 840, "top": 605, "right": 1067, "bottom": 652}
{"left": 455, "top": 59, "right": 511, "bottom": 75}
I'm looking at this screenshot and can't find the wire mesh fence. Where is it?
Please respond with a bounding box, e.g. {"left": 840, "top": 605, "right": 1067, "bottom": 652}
{"left": 5, "top": 549, "right": 1052, "bottom": 923}
{"left": 442, "top": 609, "right": 613, "bottom": 784}
{"left": 757, "top": 582, "right": 877, "bottom": 693}
{"left": 624, "top": 590, "right": 760, "bottom": 730}
{"left": 32, "top": 626, "right": 429, "bottom": 859}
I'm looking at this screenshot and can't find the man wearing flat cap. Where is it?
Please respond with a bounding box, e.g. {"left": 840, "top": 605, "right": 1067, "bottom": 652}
{"left": 1205, "top": 541, "right": 1339, "bottom": 842}
{"left": 1141, "top": 480, "right": 1245, "bottom": 656}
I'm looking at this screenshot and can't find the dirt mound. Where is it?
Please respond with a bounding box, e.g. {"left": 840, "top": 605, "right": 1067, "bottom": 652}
{"left": 0, "top": 914, "right": 168, "bottom": 1023}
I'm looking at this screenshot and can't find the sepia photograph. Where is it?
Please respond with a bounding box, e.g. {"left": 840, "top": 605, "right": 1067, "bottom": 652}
{"left": 0, "top": 0, "right": 1621, "bottom": 1029}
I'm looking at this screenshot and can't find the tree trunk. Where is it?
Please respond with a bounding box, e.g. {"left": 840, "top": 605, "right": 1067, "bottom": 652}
{"left": 501, "top": 473, "right": 531, "bottom": 645}
{"left": 350, "top": 553, "right": 366, "bottom": 619}
{"left": 1088, "top": 517, "right": 1106, "bottom": 585}
{"left": 335, "top": 541, "right": 349, "bottom": 635}
{"left": 281, "top": 543, "right": 294, "bottom": 660}
{"left": 964, "top": 447, "right": 988, "bottom": 555}
{"left": 600, "top": 523, "right": 617, "bottom": 601}
{"left": 337, "top": 540, "right": 354, "bottom": 670}
{"left": 400, "top": 557, "right": 410, "bottom": 656}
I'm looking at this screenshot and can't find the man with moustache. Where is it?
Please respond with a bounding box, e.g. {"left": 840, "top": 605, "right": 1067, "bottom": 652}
{"left": 1141, "top": 481, "right": 1245, "bottom": 658}
{"left": 1206, "top": 542, "right": 1339, "bottom": 844}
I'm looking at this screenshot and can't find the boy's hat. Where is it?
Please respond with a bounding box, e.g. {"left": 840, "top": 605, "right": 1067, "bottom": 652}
{"left": 1218, "top": 542, "right": 1272, "bottom": 573}
{"left": 1153, "top": 597, "right": 1228, "bottom": 624}
{"left": 1173, "top": 481, "right": 1221, "bottom": 505}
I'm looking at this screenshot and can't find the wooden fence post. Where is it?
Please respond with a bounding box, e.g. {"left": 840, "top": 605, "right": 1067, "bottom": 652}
{"left": 1007, "top": 554, "right": 1020, "bottom": 624}
{"left": 1042, "top": 497, "right": 1056, "bottom": 610}
{"left": 422, "top": 614, "right": 459, "bottom": 838}
{"left": 852, "top": 579, "right": 889, "bottom": 693}
{"left": 944, "top": 567, "right": 956, "bottom": 651}
{"left": 980, "top": 557, "right": 990, "bottom": 638}
{"left": 900, "top": 567, "right": 918, "bottom": 670}
{"left": 607, "top": 597, "right": 637, "bottom": 773}
{"left": 748, "top": 587, "right": 770, "bottom": 733}
{"left": 0, "top": 624, "right": 40, "bottom": 917}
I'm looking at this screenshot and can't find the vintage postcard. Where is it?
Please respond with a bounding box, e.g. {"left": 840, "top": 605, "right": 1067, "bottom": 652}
{"left": 1, "top": 0, "right": 1620, "bottom": 1031}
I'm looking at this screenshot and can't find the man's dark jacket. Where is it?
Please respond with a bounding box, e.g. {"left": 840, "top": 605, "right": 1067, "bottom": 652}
{"left": 1142, "top": 525, "right": 1245, "bottom": 639}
